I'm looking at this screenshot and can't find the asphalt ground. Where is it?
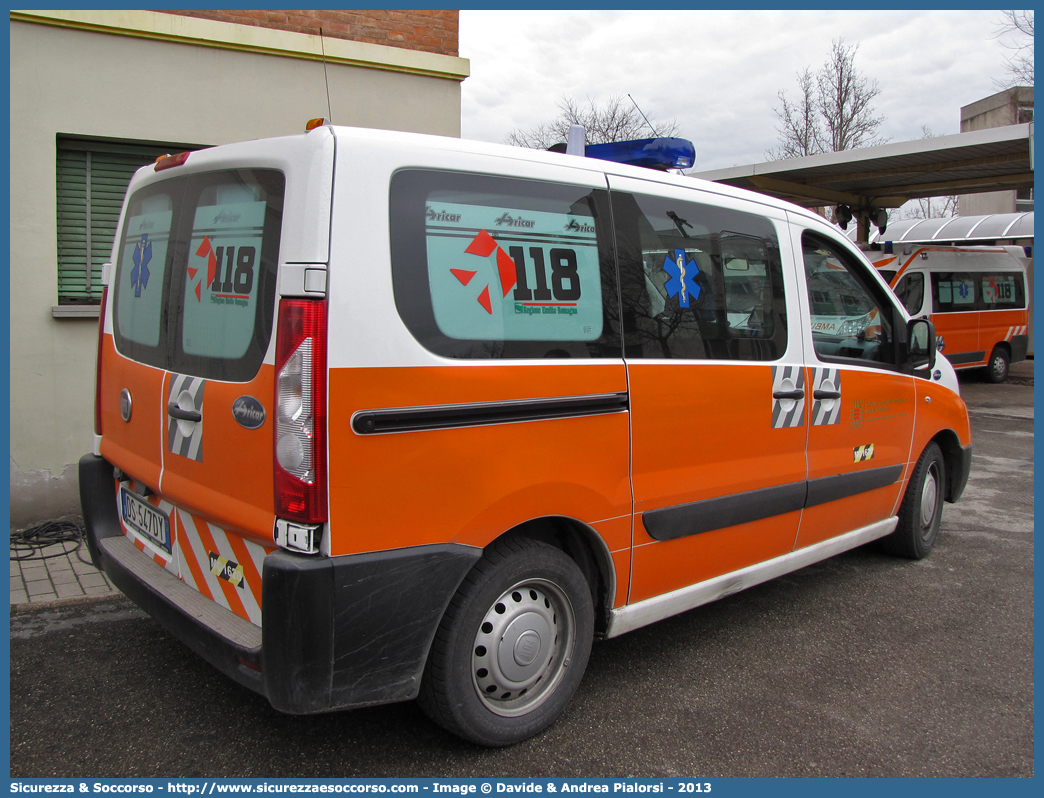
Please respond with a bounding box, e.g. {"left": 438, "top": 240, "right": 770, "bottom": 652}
{"left": 9, "top": 368, "right": 1034, "bottom": 778}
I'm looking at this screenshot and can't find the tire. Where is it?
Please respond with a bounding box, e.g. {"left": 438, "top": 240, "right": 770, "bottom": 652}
{"left": 985, "top": 345, "right": 1009, "bottom": 383}
{"left": 418, "top": 538, "right": 594, "bottom": 746}
{"left": 881, "top": 441, "right": 946, "bottom": 559}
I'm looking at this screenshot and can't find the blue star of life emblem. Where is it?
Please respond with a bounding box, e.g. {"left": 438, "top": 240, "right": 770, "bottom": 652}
{"left": 662, "top": 249, "right": 700, "bottom": 308}
{"left": 131, "top": 234, "right": 152, "bottom": 298}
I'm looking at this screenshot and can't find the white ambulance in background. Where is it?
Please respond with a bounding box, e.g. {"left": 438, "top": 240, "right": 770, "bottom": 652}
{"left": 871, "top": 246, "right": 1030, "bottom": 382}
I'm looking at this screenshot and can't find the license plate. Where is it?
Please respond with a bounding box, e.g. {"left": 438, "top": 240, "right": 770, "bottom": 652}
{"left": 120, "top": 487, "right": 172, "bottom": 554}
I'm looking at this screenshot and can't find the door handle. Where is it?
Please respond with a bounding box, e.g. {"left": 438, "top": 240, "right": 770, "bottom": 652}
{"left": 772, "top": 390, "right": 805, "bottom": 400}
{"left": 167, "top": 403, "right": 201, "bottom": 423}
{"left": 813, "top": 389, "right": 842, "bottom": 400}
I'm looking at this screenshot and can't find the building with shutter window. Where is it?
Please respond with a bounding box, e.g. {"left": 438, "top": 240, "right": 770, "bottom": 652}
{"left": 10, "top": 9, "right": 469, "bottom": 526}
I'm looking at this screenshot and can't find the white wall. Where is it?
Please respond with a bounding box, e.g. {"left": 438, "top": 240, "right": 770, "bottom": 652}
{"left": 9, "top": 14, "right": 467, "bottom": 527}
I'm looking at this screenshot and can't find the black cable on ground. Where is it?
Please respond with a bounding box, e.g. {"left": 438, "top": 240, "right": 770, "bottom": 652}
{"left": 10, "top": 518, "right": 90, "bottom": 563}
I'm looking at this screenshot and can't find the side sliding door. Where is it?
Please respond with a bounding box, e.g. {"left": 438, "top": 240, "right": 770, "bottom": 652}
{"left": 608, "top": 176, "right": 809, "bottom": 603}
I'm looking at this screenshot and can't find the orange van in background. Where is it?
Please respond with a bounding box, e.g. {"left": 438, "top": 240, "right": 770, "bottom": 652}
{"left": 872, "top": 246, "right": 1030, "bottom": 383}
{"left": 80, "top": 125, "right": 973, "bottom": 746}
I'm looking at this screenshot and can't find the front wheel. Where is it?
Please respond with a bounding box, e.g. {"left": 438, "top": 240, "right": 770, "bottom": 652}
{"left": 881, "top": 441, "right": 946, "bottom": 559}
{"left": 986, "top": 345, "right": 1009, "bottom": 383}
{"left": 418, "top": 538, "right": 594, "bottom": 746}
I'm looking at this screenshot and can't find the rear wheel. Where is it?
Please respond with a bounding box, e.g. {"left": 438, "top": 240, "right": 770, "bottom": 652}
{"left": 418, "top": 538, "right": 593, "bottom": 746}
{"left": 986, "top": 345, "right": 1009, "bottom": 383}
{"left": 881, "top": 441, "right": 945, "bottom": 559}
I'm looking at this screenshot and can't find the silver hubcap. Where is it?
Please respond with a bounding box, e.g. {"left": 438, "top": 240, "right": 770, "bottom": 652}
{"left": 993, "top": 356, "right": 1006, "bottom": 379}
{"left": 471, "top": 579, "right": 575, "bottom": 717}
{"left": 920, "top": 463, "right": 939, "bottom": 534}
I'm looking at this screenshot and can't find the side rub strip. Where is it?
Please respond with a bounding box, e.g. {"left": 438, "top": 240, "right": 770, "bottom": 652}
{"left": 643, "top": 464, "right": 903, "bottom": 541}
{"left": 352, "top": 392, "right": 628, "bottom": 435}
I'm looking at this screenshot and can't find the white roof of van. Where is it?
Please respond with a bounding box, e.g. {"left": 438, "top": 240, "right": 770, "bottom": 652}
{"left": 330, "top": 125, "right": 830, "bottom": 230}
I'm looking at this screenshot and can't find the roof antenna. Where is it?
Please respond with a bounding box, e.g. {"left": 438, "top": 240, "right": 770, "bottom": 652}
{"left": 628, "top": 94, "right": 659, "bottom": 137}
{"left": 566, "top": 124, "right": 586, "bottom": 156}
{"left": 320, "top": 27, "right": 333, "bottom": 124}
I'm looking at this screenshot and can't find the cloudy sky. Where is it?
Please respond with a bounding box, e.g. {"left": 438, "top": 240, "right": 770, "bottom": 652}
{"left": 458, "top": 9, "right": 1024, "bottom": 172}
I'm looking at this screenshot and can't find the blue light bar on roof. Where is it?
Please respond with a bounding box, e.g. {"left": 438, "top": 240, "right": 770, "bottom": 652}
{"left": 584, "top": 137, "right": 696, "bottom": 170}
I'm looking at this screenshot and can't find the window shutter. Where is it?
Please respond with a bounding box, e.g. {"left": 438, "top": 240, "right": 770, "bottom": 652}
{"left": 56, "top": 139, "right": 193, "bottom": 304}
{"left": 56, "top": 148, "right": 90, "bottom": 303}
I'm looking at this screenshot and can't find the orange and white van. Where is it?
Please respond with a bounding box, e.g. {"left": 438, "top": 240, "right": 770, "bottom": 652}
{"left": 80, "top": 125, "right": 972, "bottom": 746}
{"left": 872, "top": 246, "right": 1029, "bottom": 383}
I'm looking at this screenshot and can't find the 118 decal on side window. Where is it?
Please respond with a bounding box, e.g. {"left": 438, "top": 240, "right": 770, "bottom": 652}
{"left": 509, "top": 246, "right": 582, "bottom": 302}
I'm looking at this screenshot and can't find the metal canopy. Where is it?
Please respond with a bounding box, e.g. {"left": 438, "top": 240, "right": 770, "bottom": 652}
{"left": 692, "top": 123, "right": 1034, "bottom": 211}
{"left": 860, "top": 211, "right": 1034, "bottom": 245}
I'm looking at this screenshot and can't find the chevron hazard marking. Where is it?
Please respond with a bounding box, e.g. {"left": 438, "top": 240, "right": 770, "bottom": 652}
{"left": 854, "top": 444, "right": 876, "bottom": 462}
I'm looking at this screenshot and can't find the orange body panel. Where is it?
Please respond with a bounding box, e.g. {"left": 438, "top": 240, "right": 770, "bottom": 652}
{"left": 975, "top": 307, "right": 1028, "bottom": 361}
{"left": 159, "top": 367, "right": 276, "bottom": 545}
{"left": 932, "top": 313, "right": 982, "bottom": 365}
{"left": 796, "top": 367, "right": 914, "bottom": 549}
{"left": 629, "top": 510, "right": 803, "bottom": 602}
{"left": 589, "top": 514, "right": 634, "bottom": 565}
{"left": 910, "top": 377, "right": 974, "bottom": 465}
{"left": 98, "top": 333, "right": 277, "bottom": 544}
{"left": 626, "top": 362, "right": 807, "bottom": 603}
{"left": 326, "top": 365, "right": 632, "bottom": 557}
{"left": 98, "top": 334, "right": 164, "bottom": 491}
{"left": 628, "top": 363, "right": 807, "bottom": 513}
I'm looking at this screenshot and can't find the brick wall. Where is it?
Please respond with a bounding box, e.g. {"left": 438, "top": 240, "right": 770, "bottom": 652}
{"left": 158, "top": 9, "right": 459, "bottom": 56}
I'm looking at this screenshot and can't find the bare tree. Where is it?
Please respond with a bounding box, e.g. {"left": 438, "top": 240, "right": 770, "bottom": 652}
{"left": 507, "top": 95, "right": 679, "bottom": 148}
{"left": 767, "top": 68, "right": 820, "bottom": 159}
{"left": 902, "top": 195, "right": 959, "bottom": 220}
{"left": 768, "top": 38, "right": 887, "bottom": 160}
{"left": 995, "top": 10, "right": 1034, "bottom": 87}
{"left": 817, "top": 39, "right": 887, "bottom": 152}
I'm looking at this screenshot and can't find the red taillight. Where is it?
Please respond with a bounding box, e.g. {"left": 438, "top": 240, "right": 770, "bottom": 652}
{"left": 154, "top": 152, "right": 190, "bottom": 171}
{"left": 94, "top": 287, "right": 109, "bottom": 435}
{"left": 274, "top": 298, "right": 328, "bottom": 524}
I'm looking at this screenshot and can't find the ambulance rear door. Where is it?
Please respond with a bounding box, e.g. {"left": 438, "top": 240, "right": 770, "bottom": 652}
{"left": 100, "top": 132, "right": 335, "bottom": 622}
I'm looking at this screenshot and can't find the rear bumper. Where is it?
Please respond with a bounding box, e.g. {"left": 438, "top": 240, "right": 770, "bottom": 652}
{"left": 79, "top": 454, "right": 481, "bottom": 714}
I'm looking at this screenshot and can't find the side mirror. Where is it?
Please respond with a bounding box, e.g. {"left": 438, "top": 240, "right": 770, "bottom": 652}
{"left": 907, "top": 318, "right": 936, "bottom": 375}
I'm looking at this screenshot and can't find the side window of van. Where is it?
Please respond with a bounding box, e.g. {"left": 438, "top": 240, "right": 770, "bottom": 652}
{"left": 931, "top": 271, "right": 1026, "bottom": 311}
{"left": 981, "top": 273, "right": 1025, "bottom": 307}
{"left": 389, "top": 170, "right": 621, "bottom": 359}
{"left": 931, "top": 272, "right": 977, "bottom": 312}
{"left": 894, "top": 272, "right": 925, "bottom": 316}
{"left": 611, "top": 192, "right": 787, "bottom": 360}
{"left": 801, "top": 234, "right": 896, "bottom": 367}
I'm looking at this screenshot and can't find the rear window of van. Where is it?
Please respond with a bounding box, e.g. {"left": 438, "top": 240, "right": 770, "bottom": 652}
{"left": 112, "top": 169, "right": 285, "bottom": 381}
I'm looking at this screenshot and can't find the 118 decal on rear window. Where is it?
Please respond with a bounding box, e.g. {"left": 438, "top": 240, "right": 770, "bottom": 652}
{"left": 183, "top": 199, "right": 267, "bottom": 359}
